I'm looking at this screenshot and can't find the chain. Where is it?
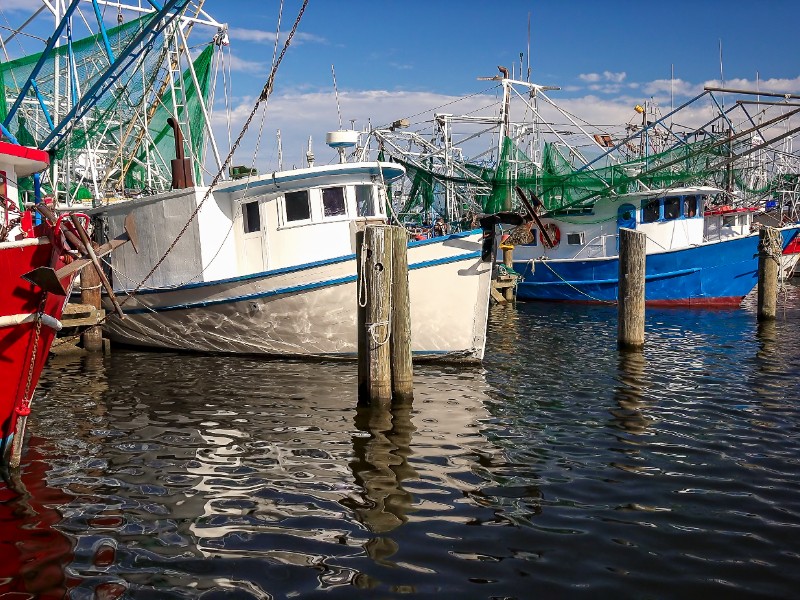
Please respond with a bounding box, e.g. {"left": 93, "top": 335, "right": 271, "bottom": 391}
{"left": 19, "top": 294, "right": 46, "bottom": 416}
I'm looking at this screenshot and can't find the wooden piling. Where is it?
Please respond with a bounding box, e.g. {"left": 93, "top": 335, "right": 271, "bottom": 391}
{"left": 757, "top": 226, "right": 780, "bottom": 321}
{"left": 618, "top": 228, "right": 646, "bottom": 349}
{"left": 502, "top": 241, "right": 515, "bottom": 301}
{"left": 80, "top": 245, "right": 103, "bottom": 351}
{"left": 390, "top": 226, "right": 413, "bottom": 400}
{"left": 357, "top": 226, "right": 393, "bottom": 404}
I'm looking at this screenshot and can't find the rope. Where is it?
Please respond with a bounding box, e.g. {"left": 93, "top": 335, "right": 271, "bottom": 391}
{"left": 540, "top": 259, "right": 615, "bottom": 304}
{"left": 357, "top": 243, "right": 368, "bottom": 308}
{"left": 366, "top": 319, "right": 391, "bottom": 346}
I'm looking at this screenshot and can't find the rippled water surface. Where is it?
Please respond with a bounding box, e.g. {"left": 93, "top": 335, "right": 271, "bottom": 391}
{"left": 3, "top": 283, "right": 800, "bottom": 598}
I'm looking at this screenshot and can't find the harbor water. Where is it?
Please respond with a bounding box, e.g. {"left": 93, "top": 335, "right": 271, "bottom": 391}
{"left": 2, "top": 282, "right": 800, "bottom": 598}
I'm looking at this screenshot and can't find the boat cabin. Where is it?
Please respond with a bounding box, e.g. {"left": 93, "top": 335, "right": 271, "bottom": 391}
{"left": 514, "top": 186, "right": 730, "bottom": 261}
{"left": 0, "top": 141, "right": 50, "bottom": 242}
{"left": 89, "top": 160, "right": 404, "bottom": 291}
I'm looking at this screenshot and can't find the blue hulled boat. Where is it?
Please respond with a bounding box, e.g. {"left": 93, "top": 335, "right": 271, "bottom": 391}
{"left": 512, "top": 186, "right": 800, "bottom": 307}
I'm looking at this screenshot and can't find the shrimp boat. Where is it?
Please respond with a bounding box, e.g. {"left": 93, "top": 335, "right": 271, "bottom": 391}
{"left": 511, "top": 185, "right": 800, "bottom": 306}
{"left": 1, "top": 0, "right": 197, "bottom": 465}
{"left": 0, "top": 142, "right": 76, "bottom": 466}
{"left": 90, "top": 130, "right": 493, "bottom": 360}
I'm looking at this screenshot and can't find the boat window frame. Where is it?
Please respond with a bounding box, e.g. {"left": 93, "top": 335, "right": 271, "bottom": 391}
{"left": 683, "top": 195, "right": 698, "bottom": 218}
{"left": 641, "top": 198, "right": 661, "bottom": 223}
{"left": 355, "top": 184, "right": 376, "bottom": 217}
{"left": 282, "top": 189, "right": 313, "bottom": 226}
{"left": 321, "top": 185, "right": 348, "bottom": 219}
{"left": 663, "top": 196, "right": 681, "bottom": 220}
{"left": 566, "top": 231, "right": 585, "bottom": 246}
{"left": 242, "top": 200, "right": 261, "bottom": 234}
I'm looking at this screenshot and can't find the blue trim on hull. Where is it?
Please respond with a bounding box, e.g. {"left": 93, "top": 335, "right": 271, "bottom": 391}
{"left": 131, "top": 229, "right": 483, "bottom": 296}
{"left": 123, "top": 251, "right": 483, "bottom": 315}
{"left": 515, "top": 229, "right": 798, "bottom": 304}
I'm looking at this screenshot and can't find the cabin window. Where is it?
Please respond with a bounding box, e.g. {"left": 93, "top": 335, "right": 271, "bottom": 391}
{"left": 285, "top": 190, "right": 311, "bottom": 222}
{"left": 642, "top": 198, "right": 660, "bottom": 223}
{"left": 243, "top": 201, "right": 260, "bottom": 233}
{"left": 723, "top": 215, "right": 737, "bottom": 227}
{"left": 322, "top": 186, "right": 347, "bottom": 217}
{"left": 356, "top": 185, "right": 375, "bottom": 216}
{"left": 566, "top": 232, "right": 585, "bottom": 245}
{"left": 664, "top": 197, "right": 681, "bottom": 220}
{"left": 684, "top": 195, "right": 698, "bottom": 218}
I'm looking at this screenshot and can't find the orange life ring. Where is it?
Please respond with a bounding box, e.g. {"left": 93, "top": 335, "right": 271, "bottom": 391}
{"left": 540, "top": 222, "right": 560, "bottom": 248}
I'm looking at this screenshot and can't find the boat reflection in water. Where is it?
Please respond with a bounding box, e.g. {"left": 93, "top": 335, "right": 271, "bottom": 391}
{"left": 9, "top": 350, "right": 506, "bottom": 596}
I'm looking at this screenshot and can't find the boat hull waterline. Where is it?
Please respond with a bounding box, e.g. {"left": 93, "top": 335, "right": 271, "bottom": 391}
{"left": 514, "top": 227, "right": 800, "bottom": 306}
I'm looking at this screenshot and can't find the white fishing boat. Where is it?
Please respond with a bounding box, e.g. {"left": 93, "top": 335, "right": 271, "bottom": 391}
{"left": 91, "top": 133, "right": 492, "bottom": 361}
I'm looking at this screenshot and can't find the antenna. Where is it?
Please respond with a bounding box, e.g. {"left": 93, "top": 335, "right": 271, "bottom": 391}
{"left": 331, "top": 64, "right": 343, "bottom": 130}
{"left": 719, "top": 39, "right": 725, "bottom": 111}
{"left": 306, "top": 136, "right": 315, "bottom": 167}
{"left": 670, "top": 64, "right": 674, "bottom": 129}
{"left": 277, "top": 129, "right": 283, "bottom": 170}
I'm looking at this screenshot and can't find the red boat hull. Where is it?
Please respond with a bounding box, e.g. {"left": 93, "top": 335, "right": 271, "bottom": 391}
{"left": 0, "top": 233, "right": 74, "bottom": 461}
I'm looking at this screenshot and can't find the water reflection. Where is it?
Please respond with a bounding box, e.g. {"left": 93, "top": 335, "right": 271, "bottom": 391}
{"left": 345, "top": 401, "right": 415, "bottom": 535}
{"left": 611, "top": 349, "right": 652, "bottom": 435}
{"left": 2, "top": 282, "right": 800, "bottom": 596}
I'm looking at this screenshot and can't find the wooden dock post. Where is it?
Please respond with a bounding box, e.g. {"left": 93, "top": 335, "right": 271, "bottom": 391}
{"left": 618, "top": 228, "right": 646, "bottom": 349}
{"left": 501, "top": 239, "right": 515, "bottom": 301}
{"left": 80, "top": 248, "right": 103, "bottom": 351}
{"left": 390, "top": 226, "right": 413, "bottom": 400}
{"left": 757, "top": 226, "right": 780, "bottom": 321}
{"left": 357, "top": 225, "right": 393, "bottom": 404}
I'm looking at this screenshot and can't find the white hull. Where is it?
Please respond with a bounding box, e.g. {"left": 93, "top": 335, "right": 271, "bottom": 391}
{"left": 104, "top": 232, "right": 492, "bottom": 361}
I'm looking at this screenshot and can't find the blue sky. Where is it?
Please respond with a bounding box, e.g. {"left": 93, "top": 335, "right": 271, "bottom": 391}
{"left": 3, "top": 0, "right": 799, "bottom": 171}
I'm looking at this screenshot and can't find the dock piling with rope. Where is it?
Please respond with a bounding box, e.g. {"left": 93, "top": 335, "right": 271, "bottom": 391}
{"left": 357, "top": 225, "right": 413, "bottom": 404}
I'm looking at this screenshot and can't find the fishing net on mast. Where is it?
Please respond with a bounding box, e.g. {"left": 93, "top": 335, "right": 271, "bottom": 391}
{"left": 0, "top": 16, "right": 215, "bottom": 201}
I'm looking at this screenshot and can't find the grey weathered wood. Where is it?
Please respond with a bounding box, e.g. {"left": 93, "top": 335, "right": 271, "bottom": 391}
{"left": 390, "top": 226, "right": 413, "bottom": 400}
{"left": 618, "top": 228, "right": 646, "bottom": 349}
{"left": 80, "top": 248, "right": 104, "bottom": 351}
{"left": 356, "top": 230, "right": 368, "bottom": 401}
{"left": 757, "top": 226, "right": 779, "bottom": 321}
{"left": 502, "top": 242, "right": 515, "bottom": 301}
{"left": 358, "top": 226, "right": 393, "bottom": 403}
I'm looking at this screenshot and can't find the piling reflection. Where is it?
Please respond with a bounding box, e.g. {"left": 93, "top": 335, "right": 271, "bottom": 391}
{"left": 345, "top": 401, "right": 415, "bottom": 536}
{"left": 610, "top": 349, "right": 652, "bottom": 435}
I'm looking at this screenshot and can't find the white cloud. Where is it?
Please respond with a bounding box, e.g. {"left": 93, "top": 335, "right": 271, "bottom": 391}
{"left": 603, "top": 71, "right": 626, "bottom": 83}
{"left": 579, "top": 71, "right": 626, "bottom": 84}
{"left": 228, "top": 27, "right": 325, "bottom": 45}
{"left": 224, "top": 53, "right": 267, "bottom": 74}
